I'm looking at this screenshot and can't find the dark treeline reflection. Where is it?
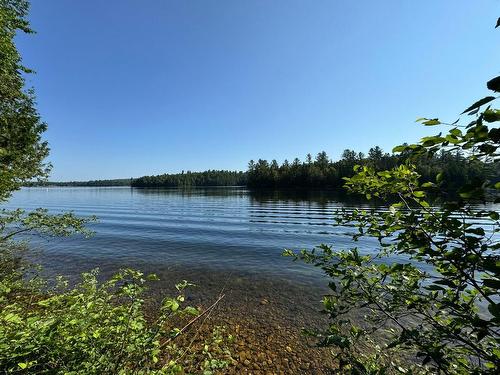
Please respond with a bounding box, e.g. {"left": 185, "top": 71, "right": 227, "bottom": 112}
{"left": 132, "top": 186, "right": 377, "bottom": 209}
{"left": 133, "top": 186, "right": 249, "bottom": 199}
{"left": 246, "top": 188, "right": 377, "bottom": 208}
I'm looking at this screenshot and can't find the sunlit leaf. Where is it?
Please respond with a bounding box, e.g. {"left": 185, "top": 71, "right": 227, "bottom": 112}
{"left": 422, "top": 119, "right": 441, "bottom": 126}
{"left": 483, "top": 109, "right": 500, "bottom": 123}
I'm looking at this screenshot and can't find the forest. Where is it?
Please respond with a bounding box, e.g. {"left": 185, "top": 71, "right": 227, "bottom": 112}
{"left": 246, "top": 146, "right": 499, "bottom": 193}
{"left": 128, "top": 146, "right": 499, "bottom": 195}
{"left": 27, "top": 146, "right": 499, "bottom": 196}
{"left": 25, "top": 178, "right": 132, "bottom": 187}
{"left": 130, "top": 170, "right": 247, "bottom": 187}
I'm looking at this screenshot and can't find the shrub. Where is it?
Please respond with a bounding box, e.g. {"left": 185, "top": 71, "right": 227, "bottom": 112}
{"left": 0, "top": 264, "right": 231, "bottom": 374}
{"left": 285, "top": 23, "right": 500, "bottom": 375}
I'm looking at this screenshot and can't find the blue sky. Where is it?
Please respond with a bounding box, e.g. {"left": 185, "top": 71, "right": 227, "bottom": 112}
{"left": 17, "top": 0, "right": 500, "bottom": 181}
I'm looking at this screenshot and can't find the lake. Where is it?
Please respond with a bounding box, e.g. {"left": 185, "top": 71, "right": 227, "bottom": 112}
{"left": 5, "top": 186, "right": 383, "bottom": 283}
{"left": 1, "top": 186, "right": 401, "bottom": 373}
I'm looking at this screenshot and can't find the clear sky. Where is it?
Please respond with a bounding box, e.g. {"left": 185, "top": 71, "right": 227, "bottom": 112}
{"left": 17, "top": 0, "right": 500, "bottom": 181}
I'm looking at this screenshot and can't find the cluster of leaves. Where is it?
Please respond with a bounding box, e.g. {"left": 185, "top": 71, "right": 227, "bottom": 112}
{"left": 0, "top": 264, "right": 231, "bottom": 374}
{"left": 0, "top": 0, "right": 94, "bottom": 239}
{"left": 0, "top": 0, "right": 97, "bottom": 242}
{"left": 285, "top": 26, "right": 500, "bottom": 374}
{"left": 0, "top": 0, "right": 50, "bottom": 202}
{"left": 0, "top": 208, "right": 96, "bottom": 242}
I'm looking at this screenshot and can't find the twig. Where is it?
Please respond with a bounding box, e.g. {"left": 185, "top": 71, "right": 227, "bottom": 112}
{"left": 161, "top": 293, "right": 225, "bottom": 348}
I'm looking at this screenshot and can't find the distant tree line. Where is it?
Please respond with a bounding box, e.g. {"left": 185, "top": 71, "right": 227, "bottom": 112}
{"left": 25, "top": 179, "right": 132, "bottom": 187}
{"left": 247, "top": 146, "right": 500, "bottom": 193}
{"left": 131, "top": 170, "right": 247, "bottom": 188}
{"left": 26, "top": 146, "right": 499, "bottom": 192}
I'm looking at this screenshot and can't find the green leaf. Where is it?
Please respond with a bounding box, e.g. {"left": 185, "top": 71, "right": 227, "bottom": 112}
{"left": 146, "top": 273, "right": 160, "bottom": 281}
{"left": 483, "top": 278, "right": 500, "bottom": 289}
{"left": 459, "top": 184, "right": 483, "bottom": 199}
{"left": 488, "top": 303, "right": 500, "bottom": 319}
{"left": 422, "top": 119, "right": 441, "bottom": 126}
{"left": 479, "top": 144, "right": 497, "bottom": 155}
{"left": 183, "top": 306, "right": 199, "bottom": 316}
{"left": 434, "top": 279, "right": 456, "bottom": 288}
{"left": 483, "top": 109, "right": 500, "bottom": 123}
{"left": 421, "top": 182, "right": 436, "bottom": 188}
{"left": 490, "top": 128, "right": 500, "bottom": 142}
{"left": 466, "top": 227, "right": 485, "bottom": 236}
{"left": 483, "top": 259, "right": 500, "bottom": 273}
{"left": 392, "top": 145, "right": 407, "bottom": 153}
{"left": 461, "top": 96, "right": 495, "bottom": 114}
{"left": 487, "top": 76, "right": 500, "bottom": 92}
{"left": 4, "top": 313, "right": 22, "bottom": 324}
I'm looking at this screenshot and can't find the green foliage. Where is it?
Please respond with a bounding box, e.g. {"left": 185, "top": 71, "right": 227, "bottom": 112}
{"left": 0, "top": 266, "right": 231, "bottom": 374}
{"left": 0, "top": 3, "right": 232, "bottom": 374}
{"left": 25, "top": 178, "right": 133, "bottom": 187}
{"left": 0, "top": 0, "right": 94, "bottom": 243}
{"left": 0, "top": 0, "right": 93, "bottom": 242}
{"left": 0, "top": 208, "right": 96, "bottom": 242}
{"left": 285, "top": 29, "right": 500, "bottom": 375}
{"left": 0, "top": 0, "right": 50, "bottom": 202}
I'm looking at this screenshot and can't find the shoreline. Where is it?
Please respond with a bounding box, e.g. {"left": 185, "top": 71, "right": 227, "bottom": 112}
{"left": 37, "top": 256, "right": 336, "bottom": 374}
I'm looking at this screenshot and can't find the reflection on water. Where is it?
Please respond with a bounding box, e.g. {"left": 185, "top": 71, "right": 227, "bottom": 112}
{"left": 3, "top": 187, "right": 385, "bottom": 284}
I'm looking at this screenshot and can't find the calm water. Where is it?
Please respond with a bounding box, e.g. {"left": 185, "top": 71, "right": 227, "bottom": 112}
{"left": 4, "top": 186, "right": 384, "bottom": 285}
{"left": 4, "top": 187, "right": 496, "bottom": 373}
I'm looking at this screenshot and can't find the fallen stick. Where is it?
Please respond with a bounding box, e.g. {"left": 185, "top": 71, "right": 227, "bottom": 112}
{"left": 161, "top": 293, "right": 226, "bottom": 347}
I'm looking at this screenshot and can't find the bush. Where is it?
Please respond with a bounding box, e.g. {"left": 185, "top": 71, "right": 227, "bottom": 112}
{"left": 285, "top": 25, "right": 500, "bottom": 375}
{"left": 0, "top": 263, "right": 231, "bottom": 374}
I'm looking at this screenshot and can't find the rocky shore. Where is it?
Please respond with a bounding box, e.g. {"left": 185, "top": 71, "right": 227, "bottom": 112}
{"left": 40, "top": 255, "right": 337, "bottom": 374}
{"left": 148, "top": 267, "right": 337, "bottom": 374}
